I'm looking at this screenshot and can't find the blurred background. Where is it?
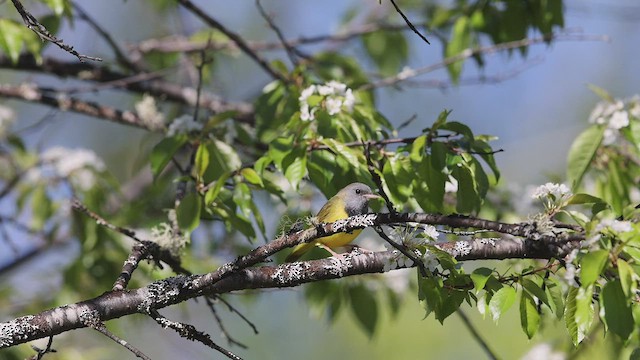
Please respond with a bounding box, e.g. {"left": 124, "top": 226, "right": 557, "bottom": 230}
{"left": 1, "top": 0, "right": 639, "bottom": 358}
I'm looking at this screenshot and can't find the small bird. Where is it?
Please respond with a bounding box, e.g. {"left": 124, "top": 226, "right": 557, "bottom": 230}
{"left": 286, "top": 182, "right": 380, "bottom": 262}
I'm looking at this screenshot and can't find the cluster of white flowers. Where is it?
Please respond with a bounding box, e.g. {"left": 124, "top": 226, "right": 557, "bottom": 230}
{"left": 0, "top": 105, "right": 15, "bottom": 139}
{"left": 531, "top": 182, "right": 572, "bottom": 200}
{"left": 27, "top": 147, "right": 106, "bottom": 190}
{"left": 423, "top": 225, "right": 440, "bottom": 240}
{"left": 521, "top": 343, "right": 565, "bottom": 360}
{"left": 298, "top": 81, "right": 355, "bottom": 121}
{"left": 167, "top": 114, "right": 203, "bottom": 136}
{"left": 588, "top": 95, "right": 639, "bottom": 146}
{"left": 135, "top": 94, "right": 165, "bottom": 129}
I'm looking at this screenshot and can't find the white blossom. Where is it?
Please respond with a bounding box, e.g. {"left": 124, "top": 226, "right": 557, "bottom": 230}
{"left": 609, "top": 111, "right": 629, "bottom": 129}
{"left": 298, "top": 81, "right": 355, "bottom": 121}
{"left": 521, "top": 343, "right": 565, "bottom": 360}
{"left": 596, "top": 219, "right": 633, "bottom": 233}
{"left": 531, "top": 182, "right": 572, "bottom": 200}
{"left": 38, "top": 147, "right": 106, "bottom": 190}
{"left": 423, "top": 250, "right": 439, "bottom": 271}
{"left": 423, "top": 225, "right": 439, "bottom": 240}
{"left": 167, "top": 114, "right": 203, "bottom": 136}
{"left": 135, "top": 94, "right": 165, "bottom": 128}
{"left": 325, "top": 97, "right": 343, "bottom": 115}
{"left": 445, "top": 176, "right": 458, "bottom": 193}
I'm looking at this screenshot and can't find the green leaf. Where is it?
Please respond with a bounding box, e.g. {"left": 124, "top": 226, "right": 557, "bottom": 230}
{"left": 567, "top": 126, "right": 604, "bottom": 189}
{"left": 418, "top": 276, "right": 443, "bottom": 319}
{"left": 204, "top": 172, "right": 230, "bottom": 206}
{"left": 362, "top": 30, "right": 408, "bottom": 76}
{"left": 194, "top": 143, "right": 209, "bottom": 178}
{"left": 566, "top": 193, "right": 606, "bottom": 205}
{"left": 410, "top": 135, "right": 427, "bottom": 164}
{"left": 520, "top": 291, "right": 540, "bottom": 339}
{"left": 521, "top": 278, "right": 550, "bottom": 308}
{"left": 42, "top": 0, "right": 70, "bottom": 16}
{"left": 489, "top": 286, "right": 516, "bottom": 323}
{"left": 348, "top": 285, "right": 378, "bottom": 338}
{"left": 453, "top": 164, "right": 479, "bottom": 214}
{"left": 470, "top": 267, "right": 493, "bottom": 292}
{"left": 545, "top": 277, "right": 565, "bottom": 319}
{"left": 440, "top": 121, "right": 474, "bottom": 141}
{"left": 617, "top": 259, "right": 635, "bottom": 299}
{"left": 0, "top": 19, "right": 27, "bottom": 63}
{"left": 321, "top": 138, "right": 363, "bottom": 170}
{"left": 284, "top": 152, "right": 307, "bottom": 189}
{"left": 241, "top": 168, "right": 264, "bottom": 187}
{"left": 268, "top": 136, "right": 294, "bottom": 171}
{"left": 587, "top": 84, "right": 615, "bottom": 103}
{"left": 600, "top": 280, "right": 634, "bottom": 340}
{"left": 565, "top": 286, "right": 594, "bottom": 346}
{"left": 31, "top": 184, "right": 52, "bottom": 231}
{"left": 177, "top": 192, "right": 202, "bottom": 232}
{"left": 204, "top": 139, "right": 242, "bottom": 182}
{"left": 150, "top": 136, "right": 187, "bottom": 179}
{"left": 445, "top": 16, "right": 471, "bottom": 83}
{"left": 579, "top": 249, "right": 609, "bottom": 286}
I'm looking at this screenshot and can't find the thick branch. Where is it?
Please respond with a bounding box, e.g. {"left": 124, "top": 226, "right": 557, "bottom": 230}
{"left": 0, "top": 228, "right": 580, "bottom": 349}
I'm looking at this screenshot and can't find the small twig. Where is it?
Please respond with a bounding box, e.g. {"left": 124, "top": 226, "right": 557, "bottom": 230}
{"left": 375, "top": 226, "right": 427, "bottom": 276}
{"left": 71, "top": 199, "right": 142, "bottom": 241}
{"left": 177, "top": 0, "right": 288, "bottom": 83}
{"left": 71, "top": 2, "right": 137, "bottom": 70}
{"left": 205, "top": 296, "right": 248, "bottom": 348}
{"left": 29, "top": 335, "right": 56, "bottom": 360}
{"left": 214, "top": 295, "right": 259, "bottom": 335}
{"left": 456, "top": 309, "right": 499, "bottom": 360}
{"left": 388, "top": 0, "right": 430, "bottom": 44}
{"left": 10, "top": 0, "right": 102, "bottom": 62}
{"left": 365, "top": 143, "right": 396, "bottom": 213}
{"left": 80, "top": 308, "right": 150, "bottom": 360}
{"left": 150, "top": 309, "right": 243, "bottom": 360}
{"left": 255, "top": 0, "right": 299, "bottom": 66}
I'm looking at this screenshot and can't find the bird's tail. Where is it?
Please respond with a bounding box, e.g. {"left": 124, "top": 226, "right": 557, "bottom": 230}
{"left": 285, "top": 242, "right": 316, "bottom": 262}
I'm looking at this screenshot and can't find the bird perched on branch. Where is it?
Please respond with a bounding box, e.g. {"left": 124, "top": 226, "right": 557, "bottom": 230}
{"left": 286, "top": 182, "right": 380, "bottom": 262}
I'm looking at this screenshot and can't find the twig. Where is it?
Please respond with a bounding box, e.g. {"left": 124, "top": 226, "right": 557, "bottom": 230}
{"left": 205, "top": 296, "right": 248, "bottom": 348}
{"left": 10, "top": 0, "right": 102, "bottom": 62}
{"left": 255, "top": 0, "right": 299, "bottom": 66}
{"left": 214, "top": 295, "right": 259, "bottom": 335}
{"left": 29, "top": 335, "right": 56, "bottom": 360}
{"left": 71, "top": 199, "right": 142, "bottom": 241}
{"left": 150, "top": 309, "right": 243, "bottom": 360}
{"left": 177, "top": 0, "right": 288, "bottom": 83}
{"left": 361, "top": 33, "right": 609, "bottom": 90}
{"left": 0, "top": 83, "right": 163, "bottom": 131}
{"left": 365, "top": 143, "right": 396, "bottom": 213}
{"left": 456, "top": 309, "right": 499, "bottom": 360}
{"left": 71, "top": 2, "right": 138, "bottom": 70}
{"left": 388, "top": 0, "right": 430, "bottom": 44}
{"left": 82, "top": 310, "right": 150, "bottom": 360}
{"left": 375, "top": 226, "right": 428, "bottom": 276}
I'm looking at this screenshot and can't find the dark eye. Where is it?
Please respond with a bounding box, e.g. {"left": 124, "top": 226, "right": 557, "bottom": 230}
{"left": 355, "top": 188, "right": 361, "bottom": 194}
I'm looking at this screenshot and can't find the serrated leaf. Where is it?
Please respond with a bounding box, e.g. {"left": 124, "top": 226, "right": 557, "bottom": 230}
{"left": 204, "top": 172, "right": 230, "bottom": 206}
{"left": 177, "top": 192, "right": 202, "bottom": 232}
{"left": 545, "top": 278, "right": 565, "bottom": 319}
{"left": 565, "top": 286, "right": 594, "bottom": 346}
{"left": 601, "top": 280, "right": 634, "bottom": 340}
{"left": 284, "top": 153, "right": 307, "bottom": 189}
{"left": 349, "top": 285, "right": 378, "bottom": 338}
{"left": 580, "top": 249, "right": 609, "bottom": 286}
{"left": 567, "top": 126, "right": 604, "bottom": 189}
{"left": 150, "top": 136, "right": 187, "bottom": 179}
{"left": 204, "top": 139, "right": 242, "bottom": 182}
{"left": 521, "top": 278, "right": 550, "bottom": 308}
{"left": 520, "top": 291, "right": 540, "bottom": 339}
{"left": 489, "top": 286, "right": 516, "bottom": 323}
{"left": 470, "top": 267, "right": 493, "bottom": 292}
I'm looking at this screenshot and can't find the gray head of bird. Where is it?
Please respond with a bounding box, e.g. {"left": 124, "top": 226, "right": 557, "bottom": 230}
{"left": 338, "top": 182, "right": 381, "bottom": 216}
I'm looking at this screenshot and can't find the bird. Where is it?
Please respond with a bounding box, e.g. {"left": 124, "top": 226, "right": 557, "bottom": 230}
{"left": 285, "top": 182, "right": 380, "bottom": 262}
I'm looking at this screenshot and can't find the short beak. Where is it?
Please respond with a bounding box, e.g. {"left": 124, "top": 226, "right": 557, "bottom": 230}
{"left": 364, "top": 193, "right": 382, "bottom": 200}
